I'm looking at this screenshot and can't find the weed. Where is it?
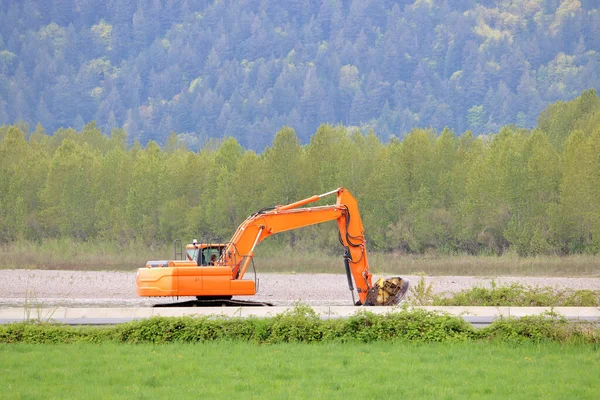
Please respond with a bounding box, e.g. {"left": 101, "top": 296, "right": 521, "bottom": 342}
{"left": 409, "top": 274, "right": 435, "bottom": 305}
{"left": 22, "top": 288, "right": 58, "bottom": 324}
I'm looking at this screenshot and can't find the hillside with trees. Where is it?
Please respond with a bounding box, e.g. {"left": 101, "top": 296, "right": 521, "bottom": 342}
{"left": 0, "top": 0, "right": 599, "bottom": 149}
{"left": 1, "top": 90, "right": 599, "bottom": 255}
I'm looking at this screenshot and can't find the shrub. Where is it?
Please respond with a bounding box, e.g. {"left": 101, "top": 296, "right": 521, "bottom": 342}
{"left": 483, "top": 312, "right": 600, "bottom": 344}
{"left": 1, "top": 305, "right": 598, "bottom": 345}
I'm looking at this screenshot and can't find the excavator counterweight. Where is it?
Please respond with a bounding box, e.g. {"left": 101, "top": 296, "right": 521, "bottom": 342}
{"left": 136, "top": 188, "right": 409, "bottom": 306}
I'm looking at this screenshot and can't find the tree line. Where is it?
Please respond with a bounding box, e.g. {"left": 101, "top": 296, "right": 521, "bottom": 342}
{"left": 1, "top": 89, "right": 599, "bottom": 256}
{"left": 0, "top": 0, "right": 599, "bottom": 150}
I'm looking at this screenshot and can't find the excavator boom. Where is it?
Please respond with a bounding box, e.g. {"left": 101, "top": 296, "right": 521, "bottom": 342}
{"left": 136, "top": 188, "right": 409, "bottom": 305}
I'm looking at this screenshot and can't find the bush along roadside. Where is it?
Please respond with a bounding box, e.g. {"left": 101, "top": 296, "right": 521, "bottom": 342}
{"left": 1, "top": 306, "right": 598, "bottom": 345}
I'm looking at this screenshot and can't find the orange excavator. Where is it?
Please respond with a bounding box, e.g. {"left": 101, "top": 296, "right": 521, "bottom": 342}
{"left": 136, "top": 188, "right": 409, "bottom": 306}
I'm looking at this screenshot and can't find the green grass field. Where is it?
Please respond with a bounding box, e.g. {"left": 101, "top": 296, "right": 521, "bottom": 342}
{"left": 1, "top": 342, "right": 598, "bottom": 399}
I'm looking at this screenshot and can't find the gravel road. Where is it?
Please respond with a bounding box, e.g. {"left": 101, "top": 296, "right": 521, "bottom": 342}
{"left": 2, "top": 269, "right": 600, "bottom": 308}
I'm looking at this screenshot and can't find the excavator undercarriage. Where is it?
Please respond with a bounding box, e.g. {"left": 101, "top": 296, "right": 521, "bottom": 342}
{"left": 154, "top": 297, "right": 274, "bottom": 307}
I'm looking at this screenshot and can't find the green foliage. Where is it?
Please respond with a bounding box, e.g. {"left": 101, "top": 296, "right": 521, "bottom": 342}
{"left": 424, "top": 282, "right": 600, "bottom": 307}
{"left": 410, "top": 275, "right": 435, "bottom": 306}
{"left": 554, "top": 128, "right": 598, "bottom": 252}
{"left": 1, "top": 306, "right": 598, "bottom": 345}
{"left": 40, "top": 140, "right": 100, "bottom": 239}
{"left": 0, "top": 90, "right": 599, "bottom": 255}
{"left": 467, "top": 105, "right": 487, "bottom": 134}
{"left": 538, "top": 89, "right": 600, "bottom": 149}
{"left": 1, "top": 1, "right": 599, "bottom": 149}
{"left": 482, "top": 312, "right": 600, "bottom": 344}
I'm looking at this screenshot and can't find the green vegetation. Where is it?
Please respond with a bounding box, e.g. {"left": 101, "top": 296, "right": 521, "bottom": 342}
{"left": 436, "top": 284, "right": 600, "bottom": 307}
{"left": 1, "top": 341, "right": 599, "bottom": 399}
{"left": 1, "top": 1, "right": 599, "bottom": 148}
{"left": 0, "top": 238, "right": 172, "bottom": 270}
{"left": 409, "top": 277, "right": 600, "bottom": 307}
{"left": 2, "top": 238, "right": 600, "bottom": 276}
{"left": 2, "top": 307, "right": 599, "bottom": 345}
{"left": 1, "top": 90, "right": 600, "bottom": 257}
{"left": 255, "top": 249, "right": 600, "bottom": 276}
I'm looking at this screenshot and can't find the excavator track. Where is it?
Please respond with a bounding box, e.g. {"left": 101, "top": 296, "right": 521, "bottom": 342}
{"left": 153, "top": 299, "right": 274, "bottom": 308}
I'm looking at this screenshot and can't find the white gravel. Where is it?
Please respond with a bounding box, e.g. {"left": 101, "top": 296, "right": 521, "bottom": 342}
{"left": 1, "top": 270, "right": 600, "bottom": 308}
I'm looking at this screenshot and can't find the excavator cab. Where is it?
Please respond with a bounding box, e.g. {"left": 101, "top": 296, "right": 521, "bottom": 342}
{"left": 185, "top": 242, "right": 225, "bottom": 266}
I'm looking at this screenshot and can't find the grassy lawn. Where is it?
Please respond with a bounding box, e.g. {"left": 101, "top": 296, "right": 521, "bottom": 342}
{"left": 1, "top": 342, "right": 598, "bottom": 399}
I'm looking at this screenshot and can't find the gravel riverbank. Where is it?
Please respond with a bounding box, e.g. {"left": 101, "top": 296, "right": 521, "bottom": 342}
{"left": 1, "top": 269, "right": 600, "bottom": 308}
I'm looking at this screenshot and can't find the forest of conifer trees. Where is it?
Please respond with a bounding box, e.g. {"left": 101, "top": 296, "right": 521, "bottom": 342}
{"left": 0, "top": 0, "right": 599, "bottom": 149}
{"left": 1, "top": 89, "right": 599, "bottom": 256}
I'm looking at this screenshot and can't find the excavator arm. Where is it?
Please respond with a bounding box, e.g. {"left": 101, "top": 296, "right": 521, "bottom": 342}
{"left": 218, "top": 188, "right": 406, "bottom": 305}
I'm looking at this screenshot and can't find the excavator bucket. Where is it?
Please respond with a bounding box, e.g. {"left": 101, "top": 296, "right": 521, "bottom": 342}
{"left": 363, "top": 277, "right": 410, "bottom": 306}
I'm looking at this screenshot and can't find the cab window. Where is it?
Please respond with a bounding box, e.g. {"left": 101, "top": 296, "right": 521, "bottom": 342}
{"left": 202, "top": 248, "right": 221, "bottom": 265}
{"left": 186, "top": 248, "right": 199, "bottom": 263}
